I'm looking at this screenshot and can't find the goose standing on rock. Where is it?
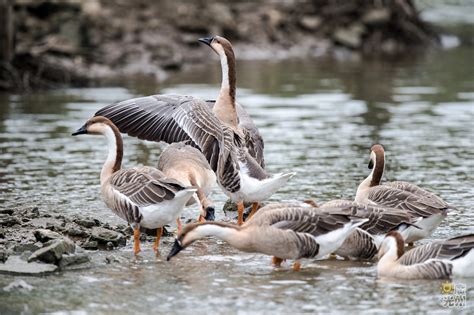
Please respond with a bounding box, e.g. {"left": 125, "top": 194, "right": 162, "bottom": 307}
{"left": 167, "top": 203, "right": 368, "bottom": 270}
{"left": 355, "top": 144, "right": 449, "bottom": 244}
{"left": 158, "top": 142, "right": 216, "bottom": 223}
{"left": 72, "top": 116, "right": 196, "bottom": 255}
{"left": 94, "top": 36, "right": 294, "bottom": 226}
{"left": 377, "top": 231, "right": 474, "bottom": 279}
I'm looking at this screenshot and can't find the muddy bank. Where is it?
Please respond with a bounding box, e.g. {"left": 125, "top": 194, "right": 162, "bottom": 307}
{"left": 0, "top": 0, "right": 440, "bottom": 91}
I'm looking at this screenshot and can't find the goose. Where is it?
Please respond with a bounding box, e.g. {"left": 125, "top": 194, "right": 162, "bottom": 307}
{"left": 377, "top": 231, "right": 474, "bottom": 279}
{"left": 307, "top": 199, "right": 420, "bottom": 260}
{"left": 94, "top": 37, "right": 294, "bottom": 226}
{"left": 355, "top": 144, "right": 449, "bottom": 244}
{"left": 166, "top": 203, "right": 368, "bottom": 270}
{"left": 158, "top": 142, "right": 216, "bottom": 222}
{"left": 72, "top": 116, "right": 196, "bottom": 255}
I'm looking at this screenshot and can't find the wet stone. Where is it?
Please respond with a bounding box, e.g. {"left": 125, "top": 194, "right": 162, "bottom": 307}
{"left": 13, "top": 243, "right": 41, "bottom": 255}
{"left": 34, "top": 229, "right": 62, "bottom": 243}
{"left": 82, "top": 240, "right": 98, "bottom": 250}
{"left": 90, "top": 227, "right": 126, "bottom": 247}
{"left": 0, "top": 209, "right": 14, "bottom": 215}
{"left": 0, "top": 256, "right": 58, "bottom": 276}
{"left": 0, "top": 228, "right": 5, "bottom": 239}
{"left": 3, "top": 279, "right": 34, "bottom": 292}
{"left": 58, "top": 253, "right": 90, "bottom": 269}
{"left": 0, "top": 249, "right": 9, "bottom": 263}
{"left": 0, "top": 215, "right": 21, "bottom": 227}
{"left": 28, "top": 238, "right": 75, "bottom": 264}
{"left": 73, "top": 217, "right": 100, "bottom": 228}
{"left": 105, "top": 254, "right": 128, "bottom": 264}
{"left": 65, "top": 223, "right": 90, "bottom": 238}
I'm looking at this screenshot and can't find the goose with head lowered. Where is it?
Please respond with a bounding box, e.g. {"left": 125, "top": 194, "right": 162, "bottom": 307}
{"left": 72, "top": 116, "right": 196, "bottom": 255}
{"left": 166, "top": 203, "right": 368, "bottom": 271}
{"left": 377, "top": 231, "right": 474, "bottom": 279}
{"left": 94, "top": 36, "right": 294, "bottom": 225}
{"left": 355, "top": 144, "right": 450, "bottom": 244}
{"left": 158, "top": 142, "right": 216, "bottom": 224}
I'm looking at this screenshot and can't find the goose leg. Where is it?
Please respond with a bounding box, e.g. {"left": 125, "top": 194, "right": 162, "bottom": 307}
{"left": 132, "top": 224, "right": 141, "bottom": 255}
{"left": 246, "top": 202, "right": 260, "bottom": 221}
{"left": 176, "top": 218, "right": 183, "bottom": 234}
{"left": 153, "top": 227, "right": 163, "bottom": 254}
{"left": 237, "top": 202, "right": 244, "bottom": 226}
{"left": 272, "top": 256, "right": 283, "bottom": 267}
{"left": 292, "top": 260, "right": 301, "bottom": 272}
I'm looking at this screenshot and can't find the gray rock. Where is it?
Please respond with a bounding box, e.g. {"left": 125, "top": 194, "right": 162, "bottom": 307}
{"left": 105, "top": 254, "right": 128, "bottom": 264}
{"left": 65, "top": 223, "right": 90, "bottom": 238}
{"left": 12, "top": 243, "right": 41, "bottom": 254}
{"left": 90, "top": 227, "right": 126, "bottom": 247}
{"left": 82, "top": 240, "right": 98, "bottom": 250}
{"left": 0, "top": 256, "right": 57, "bottom": 276}
{"left": 34, "top": 229, "right": 62, "bottom": 243}
{"left": 0, "top": 228, "right": 5, "bottom": 239}
{"left": 0, "top": 209, "right": 14, "bottom": 215}
{"left": 73, "top": 217, "right": 100, "bottom": 228}
{"left": 0, "top": 214, "right": 20, "bottom": 227}
{"left": 333, "top": 24, "right": 366, "bottom": 48}
{"left": 28, "top": 238, "right": 75, "bottom": 264}
{"left": 3, "top": 279, "right": 34, "bottom": 292}
{"left": 0, "top": 249, "right": 9, "bottom": 263}
{"left": 299, "top": 16, "right": 322, "bottom": 31}
{"left": 362, "top": 9, "right": 391, "bottom": 25}
{"left": 58, "top": 253, "right": 90, "bottom": 269}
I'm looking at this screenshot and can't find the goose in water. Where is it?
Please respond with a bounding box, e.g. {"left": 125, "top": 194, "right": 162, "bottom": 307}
{"left": 304, "top": 199, "right": 419, "bottom": 260}
{"left": 355, "top": 144, "right": 449, "bottom": 244}
{"left": 72, "top": 116, "right": 196, "bottom": 255}
{"left": 166, "top": 203, "right": 368, "bottom": 270}
{"left": 158, "top": 142, "right": 216, "bottom": 223}
{"left": 377, "top": 231, "right": 474, "bottom": 279}
{"left": 94, "top": 37, "right": 294, "bottom": 225}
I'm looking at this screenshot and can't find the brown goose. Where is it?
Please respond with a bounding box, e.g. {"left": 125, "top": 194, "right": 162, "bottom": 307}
{"left": 166, "top": 203, "right": 368, "bottom": 270}
{"left": 377, "top": 231, "right": 474, "bottom": 279}
{"left": 72, "top": 116, "right": 196, "bottom": 255}
{"left": 355, "top": 144, "right": 449, "bottom": 244}
{"left": 315, "top": 199, "right": 419, "bottom": 260}
{"left": 94, "top": 37, "right": 294, "bottom": 226}
{"left": 158, "top": 142, "right": 216, "bottom": 222}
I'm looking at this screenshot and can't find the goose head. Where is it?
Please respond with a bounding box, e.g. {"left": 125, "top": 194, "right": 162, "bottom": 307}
{"left": 198, "top": 35, "right": 235, "bottom": 59}
{"left": 72, "top": 116, "right": 118, "bottom": 136}
{"left": 167, "top": 221, "right": 239, "bottom": 261}
{"left": 378, "top": 231, "right": 405, "bottom": 261}
{"left": 367, "top": 144, "right": 385, "bottom": 187}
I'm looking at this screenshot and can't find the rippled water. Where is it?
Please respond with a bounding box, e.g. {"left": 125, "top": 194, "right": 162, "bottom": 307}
{"left": 1, "top": 43, "right": 474, "bottom": 313}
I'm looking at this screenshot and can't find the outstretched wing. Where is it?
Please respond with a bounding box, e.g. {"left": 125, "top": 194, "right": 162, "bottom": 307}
{"left": 368, "top": 185, "right": 447, "bottom": 218}
{"left": 95, "top": 95, "right": 241, "bottom": 193}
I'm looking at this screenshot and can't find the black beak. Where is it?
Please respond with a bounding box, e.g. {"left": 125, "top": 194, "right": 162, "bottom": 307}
{"left": 166, "top": 239, "right": 183, "bottom": 261}
{"left": 72, "top": 124, "right": 88, "bottom": 136}
{"left": 368, "top": 159, "right": 374, "bottom": 170}
{"left": 204, "top": 206, "right": 215, "bottom": 221}
{"left": 198, "top": 36, "right": 214, "bottom": 46}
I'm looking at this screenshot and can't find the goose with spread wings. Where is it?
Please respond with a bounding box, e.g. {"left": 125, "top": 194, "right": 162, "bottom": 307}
{"left": 95, "top": 37, "right": 294, "bottom": 225}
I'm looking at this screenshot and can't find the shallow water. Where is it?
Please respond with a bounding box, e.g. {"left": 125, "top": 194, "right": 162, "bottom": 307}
{"left": 1, "top": 33, "right": 474, "bottom": 315}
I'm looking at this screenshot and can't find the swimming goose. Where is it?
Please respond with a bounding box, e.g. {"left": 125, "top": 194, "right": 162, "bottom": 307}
{"left": 377, "top": 231, "right": 474, "bottom": 279}
{"left": 355, "top": 144, "right": 449, "bottom": 244}
{"left": 72, "top": 116, "right": 196, "bottom": 255}
{"left": 310, "top": 199, "right": 420, "bottom": 260}
{"left": 94, "top": 39, "right": 294, "bottom": 225}
{"left": 158, "top": 142, "right": 216, "bottom": 222}
{"left": 166, "top": 203, "right": 368, "bottom": 270}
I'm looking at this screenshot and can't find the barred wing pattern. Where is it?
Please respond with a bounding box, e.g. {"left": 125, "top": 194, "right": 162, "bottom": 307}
{"left": 385, "top": 181, "right": 449, "bottom": 208}
{"left": 400, "top": 234, "right": 474, "bottom": 265}
{"left": 368, "top": 185, "right": 447, "bottom": 218}
{"left": 107, "top": 168, "right": 185, "bottom": 223}
{"left": 320, "top": 200, "right": 417, "bottom": 235}
{"left": 95, "top": 95, "right": 241, "bottom": 193}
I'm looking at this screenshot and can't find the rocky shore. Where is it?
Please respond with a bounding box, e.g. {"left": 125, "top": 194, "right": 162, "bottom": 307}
{"left": 0, "top": 0, "right": 440, "bottom": 91}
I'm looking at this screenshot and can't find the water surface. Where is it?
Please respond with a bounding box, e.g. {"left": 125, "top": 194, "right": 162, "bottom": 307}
{"left": 1, "top": 35, "right": 473, "bottom": 315}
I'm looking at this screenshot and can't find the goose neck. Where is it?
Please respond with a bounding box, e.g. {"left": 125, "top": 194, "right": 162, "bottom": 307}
{"left": 100, "top": 125, "right": 123, "bottom": 185}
